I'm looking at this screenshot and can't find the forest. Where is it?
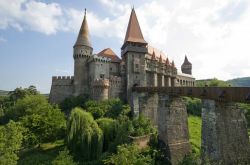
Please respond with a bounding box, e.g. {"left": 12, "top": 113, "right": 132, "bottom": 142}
{"left": 0, "top": 80, "right": 249, "bottom": 165}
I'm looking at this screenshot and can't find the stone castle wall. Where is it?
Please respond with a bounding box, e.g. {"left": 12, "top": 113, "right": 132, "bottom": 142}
{"left": 109, "top": 76, "right": 122, "bottom": 99}
{"left": 49, "top": 76, "right": 74, "bottom": 103}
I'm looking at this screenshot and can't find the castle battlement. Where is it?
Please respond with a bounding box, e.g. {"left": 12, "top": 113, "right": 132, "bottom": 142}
{"left": 52, "top": 76, "right": 74, "bottom": 80}
{"left": 92, "top": 78, "right": 110, "bottom": 87}
{"left": 91, "top": 55, "right": 111, "bottom": 63}
{"left": 110, "top": 76, "right": 122, "bottom": 85}
{"left": 52, "top": 76, "right": 74, "bottom": 86}
{"left": 73, "top": 54, "right": 91, "bottom": 59}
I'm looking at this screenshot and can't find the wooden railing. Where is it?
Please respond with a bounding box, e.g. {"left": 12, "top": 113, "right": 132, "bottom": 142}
{"left": 132, "top": 87, "right": 250, "bottom": 103}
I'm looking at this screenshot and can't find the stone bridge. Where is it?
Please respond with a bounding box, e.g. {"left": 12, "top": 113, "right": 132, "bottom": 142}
{"left": 131, "top": 86, "right": 250, "bottom": 164}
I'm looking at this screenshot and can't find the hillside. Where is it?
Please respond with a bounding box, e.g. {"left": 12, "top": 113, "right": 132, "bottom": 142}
{"left": 0, "top": 90, "right": 9, "bottom": 96}
{"left": 227, "top": 77, "right": 250, "bottom": 87}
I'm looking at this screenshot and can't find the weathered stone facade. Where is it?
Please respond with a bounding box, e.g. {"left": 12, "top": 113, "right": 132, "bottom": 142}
{"left": 132, "top": 92, "right": 191, "bottom": 164}
{"left": 201, "top": 99, "right": 250, "bottom": 164}
{"left": 49, "top": 8, "right": 195, "bottom": 104}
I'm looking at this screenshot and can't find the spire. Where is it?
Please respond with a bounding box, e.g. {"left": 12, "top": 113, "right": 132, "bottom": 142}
{"left": 123, "top": 8, "right": 147, "bottom": 44}
{"left": 151, "top": 51, "right": 156, "bottom": 60}
{"left": 172, "top": 60, "right": 176, "bottom": 68}
{"left": 159, "top": 55, "right": 163, "bottom": 63}
{"left": 74, "top": 8, "right": 92, "bottom": 48}
{"left": 165, "top": 57, "right": 170, "bottom": 65}
{"left": 183, "top": 55, "right": 192, "bottom": 65}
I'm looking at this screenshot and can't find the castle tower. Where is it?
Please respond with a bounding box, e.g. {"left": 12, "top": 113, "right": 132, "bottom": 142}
{"left": 181, "top": 55, "right": 192, "bottom": 75}
{"left": 121, "top": 8, "right": 148, "bottom": 102}
{"left": 73, "top": 9, "right": 93, "bottom": 96}
{"left": 92, "top": 79, "right": 110, "bottom": 101}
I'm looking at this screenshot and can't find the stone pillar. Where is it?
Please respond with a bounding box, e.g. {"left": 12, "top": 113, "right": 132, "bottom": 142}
{"left": 135, "top": 92, "right": 159, "bottom": 125}
{"left": 162, "top": 75, "right": 165, "bottom": 87}
{"left": 158, "top": 95, "right": 191, "bottom": 164}
{"left": 131, "top": 91, "right": 139, "bottom": 117}
{"left": 154, "top": 73, "right": 158, "bottom": 87}
{"left": 201, "top": 99, "right": 250, "bottom": 164}
{"left": 166, "top": 76, "right": 171, "bottom": 87}
{"left": 171, "top": 77, "right": 175, "bottom": 87}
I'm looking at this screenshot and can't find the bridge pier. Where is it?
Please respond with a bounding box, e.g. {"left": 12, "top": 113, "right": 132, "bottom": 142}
{"left": 201, "top": 99, "right": 250, "bottom": 164}
{"left": 132, "top": 92, "right": 191, "bottom": 164}
{"left": 158, "top": 95, "right": 191, "bottom": 164}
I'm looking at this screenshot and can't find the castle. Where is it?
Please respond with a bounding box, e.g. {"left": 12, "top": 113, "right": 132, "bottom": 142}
{"left": 49, "top": 8, "right": 195, "bottom": 103}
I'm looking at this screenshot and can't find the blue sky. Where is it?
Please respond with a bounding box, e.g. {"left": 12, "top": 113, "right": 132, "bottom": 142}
{"left": 0, "top": 0, "right": 250, "bottom": 93}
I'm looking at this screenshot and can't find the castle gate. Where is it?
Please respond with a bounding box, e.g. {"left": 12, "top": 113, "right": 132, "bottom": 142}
{"left": 131, "top": 87, "right": 250, "bottom": 164}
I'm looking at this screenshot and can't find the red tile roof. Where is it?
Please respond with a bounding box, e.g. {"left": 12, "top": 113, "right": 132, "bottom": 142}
{"left": 97, "top": 48, "right": 121, "bottom": 63}
{"left": 124, "top": 8, "right": 147, "bottom": 44}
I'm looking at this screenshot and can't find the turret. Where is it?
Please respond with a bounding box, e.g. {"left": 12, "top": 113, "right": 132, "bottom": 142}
{"left": 181, "top": 55, "right": 192, "bottom": 75}
{"left": 91, "top": 79, "right": 109, "bottom": 101}
{"left": 121, "top": 8, "right": 148, "bottom": 102}
{"left": 73, "top": 9, "right": 93, "bottom": 96}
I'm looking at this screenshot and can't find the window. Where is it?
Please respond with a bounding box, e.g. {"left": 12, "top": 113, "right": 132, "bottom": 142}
{"left": 110, "top": 67, "right": 112, "bottom": 71}
{"left": 135, "top": 64, "right": 139, "bottom": 69}
{"left": 100, "top": 74, "right": 104, "bottom": 79}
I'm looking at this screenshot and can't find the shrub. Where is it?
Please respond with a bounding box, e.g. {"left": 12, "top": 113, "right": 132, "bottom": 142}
{"left": 52, "top": 148, "right": 78, "bottom": 165}
{"left": 104, "top": 144, "right": 153, "bottom": 165}
{"left": 130, "top": 115, "right": 156, "bottom": 137}
{"left": 0, "top": 121, "right": 24, "bottom": 165}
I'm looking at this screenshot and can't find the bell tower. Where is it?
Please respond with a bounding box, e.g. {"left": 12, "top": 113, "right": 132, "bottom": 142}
{"left": 121, "top": 8, "right": 148, "bottom": 102}
{"left": 73, "top": 9, "right": 93, "bottom": 96}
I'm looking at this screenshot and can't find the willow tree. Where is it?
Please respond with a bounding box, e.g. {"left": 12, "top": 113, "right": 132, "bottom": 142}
{"left": 67, "top": 107, "right": 103, "bottom": 161}
{"left": 96, "top": 118, "right": 118, "bottom": 151}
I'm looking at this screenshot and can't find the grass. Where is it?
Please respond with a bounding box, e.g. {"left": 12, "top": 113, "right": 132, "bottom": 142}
{"left": 18, "top": 140, "right": 65, "bottom": 165}
{"left": 188, "top": 115, "right": 202, "bottom": 155}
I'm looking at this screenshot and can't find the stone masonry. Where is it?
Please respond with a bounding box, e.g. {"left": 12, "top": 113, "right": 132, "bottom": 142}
{"left": 201, "top": 99, "right": 250, "bottom": 164}
{"left": 132, "top": 92, "right": 191, "bottom": 164}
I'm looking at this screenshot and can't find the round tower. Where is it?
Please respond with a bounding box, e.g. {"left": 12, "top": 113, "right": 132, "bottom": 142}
{"left": 73, "top": 9, "right": 93, "bottom": 96}
{"left": 91, "top": 79, "right": 110, "bottom": 101}
{"left": 181, "top": 55, "right": 192, "bottom": 75}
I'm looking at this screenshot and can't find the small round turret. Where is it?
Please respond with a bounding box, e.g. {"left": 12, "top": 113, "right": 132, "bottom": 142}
{"left": 181, "top": 55, "right": 192, "bottom": 75}
{"left": 91, "top": 79, "right": 110, "bottom": 101}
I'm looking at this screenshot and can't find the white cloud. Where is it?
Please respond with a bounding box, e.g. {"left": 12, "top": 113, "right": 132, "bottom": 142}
{"left": 0, "top": 0, "right": 62, "bottom": 35}
{"left": 0, "top": 0, "right": 249, "bottom": 80}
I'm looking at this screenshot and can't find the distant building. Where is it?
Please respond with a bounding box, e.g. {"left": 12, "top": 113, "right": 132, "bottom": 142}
{"left": 49, "top": 8, "right": 195, "bottom": 103}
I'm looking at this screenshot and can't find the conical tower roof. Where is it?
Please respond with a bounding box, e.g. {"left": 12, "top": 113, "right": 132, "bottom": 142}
{"left": 74, "top": 9, "right": 92, "bottom": 48}
{"left": 151, "top": 51, "right": 157, "bottom": 60}
{"left": 172, "top": 60, "right": 176, "bottom": 68}
{"left": 165, "top": 57, "right": 170, "bottom": 65}
{"left": 183, "top": 55, "right": 192, "bottom": 65}
{"left": 123, "top": 8, "right": 147, "bottom": 44}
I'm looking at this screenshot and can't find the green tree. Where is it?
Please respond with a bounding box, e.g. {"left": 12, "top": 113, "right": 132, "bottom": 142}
{"left": 52, "top": 149, "right": 78, "bottom": 165}
{"left": 196, "top": 78, "right": 231, "bottom": 87}
{"left": 0, "top": 121, "right": 24, "bottom": 165}
{"left": 97, "top": 118, "right": 118, "bottom": 151}
{"left": 67, "top": 107, "right": 103, "bottom": 161}
{"left": 130, "top": 115, "right": 156, "bottom": 137}
{"left": 84, "top": 99, "right": 126, "bottom": 119}
{"left": 8, "top": 85, "right": 39, "bottom": 102}
{"left": 10, "top": 95, "right": 66, "bottom": 146}
{"left": 60, "top": 94, "right": 89, "bottom": 115}
{"left": 183, "top": 97, "right": 202, "bottom": 116}
{"left": 104, "top": 144, "right": 153, "bottom": 165}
